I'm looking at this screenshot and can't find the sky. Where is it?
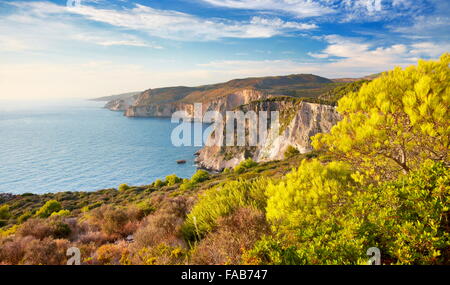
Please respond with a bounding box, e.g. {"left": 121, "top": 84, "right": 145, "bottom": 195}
{"left": 0, "top": 0, "right": 449, "bottom": 100}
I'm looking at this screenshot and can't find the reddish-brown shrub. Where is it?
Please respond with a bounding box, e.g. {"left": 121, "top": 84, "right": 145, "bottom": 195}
{"left": 88, "top": 205, "right": 142, "bottom": 239}
{"left": 94, "top": 241, "right": 130, "bottom": 265}
{"left": 190, "top": 207, "right": 269, "bottom": 265}
{"left": 132, "top": 197, "right": 189, "bottom": 249}
{"left": 22, "top": 238, "right": 70, "bottom": 265}
{"left": 16, "top": 217, "right": 71, "bottom": 240}
{"left": 0, "top": 236, "right": 35, "bottom": 264}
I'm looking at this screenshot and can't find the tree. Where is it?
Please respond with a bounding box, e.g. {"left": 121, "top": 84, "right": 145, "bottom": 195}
{"left": 312, "top": 54, "right": 449, "bottom": 179}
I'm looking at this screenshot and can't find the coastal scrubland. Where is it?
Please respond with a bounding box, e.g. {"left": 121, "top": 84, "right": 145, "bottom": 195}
{"left": 0, "top": 54, "right": 448, "bottom": 265}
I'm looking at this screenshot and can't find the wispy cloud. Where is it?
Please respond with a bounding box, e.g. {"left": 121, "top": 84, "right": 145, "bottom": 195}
{"left": 8, "top": 1, "right": 317, "bottom": 41}
{"left": 200, "top": 0, "right": 334, "bottom": 18}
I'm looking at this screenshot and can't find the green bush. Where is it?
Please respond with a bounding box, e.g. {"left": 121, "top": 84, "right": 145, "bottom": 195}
{"left": 284, "top": 145, "right": 300, "bottom": 158}
{"left": 234, "top": 159, "right": 258, "bottom": 174}
{"left": 191, "top": 170, "right": 210, "bottom": 184}
{"left": 18, "top": 211, "right": 33, "bottom": 224}
{"left": 135, "top": 200, "right": 155, "bottom": 216}
{"left": 166, "top": 174, "right": 182, "bottom": 186}
{"left": 118, "top": 184, "right": 130, "bottom": 192}
{"left": 154, "top": 179, "right": 166, "bottom": 188}
{"left": 0, "top": 205, "right": 11, "bottom": 220}
{"left": 50, "top": 209, "right": 71, "bottom": 217}
{"left": 182, "top": 178, "right": 268, "bottom": 241}
{"left": 35, "top": 200, "right": 62, "bottom": 218}
{"left": 256, "top": 159, "right": 450, "bottom": 265}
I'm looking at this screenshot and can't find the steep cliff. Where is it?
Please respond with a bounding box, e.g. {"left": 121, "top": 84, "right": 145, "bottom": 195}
{"left": 196, "top": 99, "right": 341, "bottom": 171}
{"left": 104, "top": 94, "right": 139, "bottom": 111}
{"left": 103, "top": 74, "right": 337, "bottom": 116}
{"left": 124, "top": 89, "right": 271, "bottom": 119}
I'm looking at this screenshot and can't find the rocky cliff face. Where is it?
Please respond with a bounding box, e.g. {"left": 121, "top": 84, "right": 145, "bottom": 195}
{"left": 196, "top": 101, "right": 341, "bottom": 171}
{"left": 123, "top": 89, "right": 270, "bottom": 119}
{"left": 104, "top": 95, "right": 138, "bottom": 111}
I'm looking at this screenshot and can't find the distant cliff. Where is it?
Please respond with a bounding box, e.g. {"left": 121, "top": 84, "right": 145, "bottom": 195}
{"left": 102, "top": 74, "right": 336, "bottom": 117}
{"left": 125, "top": 89, "right": 271, "bottom": 119}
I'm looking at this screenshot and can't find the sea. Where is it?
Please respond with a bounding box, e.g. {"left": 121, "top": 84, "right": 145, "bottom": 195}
{"left": 0, "top": 99, "right": 205, "bottom": 194}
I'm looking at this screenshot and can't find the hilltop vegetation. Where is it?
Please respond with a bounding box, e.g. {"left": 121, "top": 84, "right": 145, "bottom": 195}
{"left": 0, "top": 55, "right": 448, "bottom": 265}
{"left": 114, "top": 74, "right": 341, "bottom": 106}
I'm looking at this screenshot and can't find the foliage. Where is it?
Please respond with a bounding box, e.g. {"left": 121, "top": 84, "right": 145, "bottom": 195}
{"left": 182, "top": 179, "right": 268, "bottom": 241}
{"left": 255, "top": 160, "right": 449, "bottom": 265}
{"left": 190, "top": 207, "right": 269, "bottom": 265}
{"left": 166, "top": 174, "right": 182, "bottom": 186}
{"left": 34, "top": 200, "right": 62, "bottom": 218}
{"left": 234, "top": 158, "right": 258, "bottom": 174}
{"left": 354, "top": 161, "right": 450, "bottom": 264}
{"left": 118, "top": 184, "right": 130, "bottom": 192}
{"left": 284, "top": 145, "right": 300, "bottom": 159}
{"left": 17, "top": 211, "right": 33, "bottom": 224}
{"left": 0, "top": 205, "right": 11, "bottom": 220}
{"left": 191, "top": 170, "right": 210, "bottom": 184}
{"left": 319, "top": 80, "right": 369, "bottom": 102}
{"left": 312, "top": 54, "right": 450, "bottom": 179}
{"left": 50, "top": 209, "right": 71, "bottom": 217}
{"left": 154, "top": 179, "right": 166, "bottom": 188}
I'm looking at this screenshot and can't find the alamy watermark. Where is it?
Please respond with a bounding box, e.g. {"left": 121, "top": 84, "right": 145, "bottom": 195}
{"left": 367, "top": 247, "right": 381, "bottom": 265}
{"left": 170, "top": 103, "right": 281, "bottom": 147}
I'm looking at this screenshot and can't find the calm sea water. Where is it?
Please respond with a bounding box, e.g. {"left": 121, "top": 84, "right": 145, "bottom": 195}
{"left": 0, "top": 99, "right": 204, "bottom": 194}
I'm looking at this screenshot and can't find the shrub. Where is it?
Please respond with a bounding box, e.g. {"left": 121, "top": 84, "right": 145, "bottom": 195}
{"left": 17, "top": 211, "right": 33, "bottom": 224}
{"left": 135, "top": 200, "right": 155, "bottom": 216}
{"left": 0, "top": 236, "right": 35, "bottom": 264}
{"left": 191, "top": 170, "right": 210, "bottom": 184}
{"left": 242, "top": 236, "right": 302, "bottom": 265}
{"left": 88, "top": 206, "right": 140, "bottom": 239}
{"left": 284, "top": 145, "right": 300, "bottom": 158}
{"left": 179, "top": 181, "right": 194, "bottom": 191}
{"left": 22, "top": 237, "right": 70, "bottom": 265}
{"left": 118, "top": 184, "right": 130, "bottom": 192}
{"left": 260, "top": 159, "right": 449, "bottom": 265}
{"left": 35, "top": 200, "right": 62, "bottom": 218}
{"left": 266, "top": 159, "right": 357, "bottom": 230}
{"left": 133, "top": 198, "right": 188, "bottom": 249}
{"left": 356, "top": 161, "right": 450, "bottom": 264}
{"left": 50, "top": 209, "right": 71, "bottom": 217}
{"left": 234, "top": 159, "right": 258, "bottom": 174}
{"left": 0, "top": 205, "right": 11, "bottom": 220}
{"left": 166, "top": 174, "right": 182, "bottom": 186}
{"left": 154, "top": 179, "right": 166, "bottom": 188}
{"left": 17, "top": 218, "right": 71, "bottom": 240}
{"left": 190, "top": 207, "right": 269, "bottom": 265}
{"left": 182, "top": 178, "right": 268, "bottom": 241}
{"left": 312, "top": 54, "right": 450, "bottom": 179}
{"left": 95, "top": 242, "right": 130, "bottom": 265}
{"left": 130, "top": 243, "right": 188, "bottom": 265}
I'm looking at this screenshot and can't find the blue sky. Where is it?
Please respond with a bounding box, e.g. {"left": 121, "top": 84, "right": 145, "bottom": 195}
{"left": 0, "top": 0, "right": 449, "bottom": 100}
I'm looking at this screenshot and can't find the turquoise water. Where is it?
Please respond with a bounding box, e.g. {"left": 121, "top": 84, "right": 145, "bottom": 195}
{"left": 0, "top": 100, "right": 203, "bottom": 194}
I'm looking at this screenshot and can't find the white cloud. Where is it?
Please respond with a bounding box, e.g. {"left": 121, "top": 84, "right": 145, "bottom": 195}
{"left": 8, "top": 1, "right": 317, "bottom": 41}
{"left": 72, "top": 34, "right": 163, "bottom": 48}
{"left": 200, "top": 0, "right": 334, "bottom": 18}
{"left": 307, "top": 52, "right": 328, "bottom": 59}
{"left": 0, "top": 2, "right": 162, "bottom": 51}
{"left": 410, "top": 42, "right": 450, "bottom": 58}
